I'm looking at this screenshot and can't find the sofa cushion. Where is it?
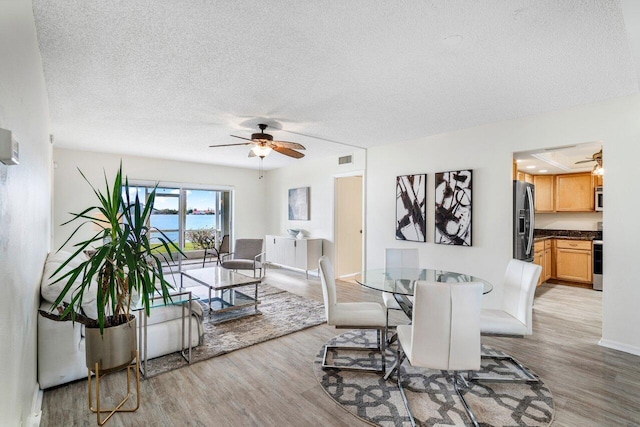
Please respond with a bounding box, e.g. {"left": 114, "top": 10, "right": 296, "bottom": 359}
{"left": 41, "top": 251, "right": 99, "bottom": 319}
{"left": 144, "top": 300, "right": 204, "bottom": 326}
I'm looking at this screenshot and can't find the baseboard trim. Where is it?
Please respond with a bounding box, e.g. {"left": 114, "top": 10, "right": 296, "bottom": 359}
{"left": 598, "top": 338, "right": 640, "bottom": 356}
{"left": 26, "top": 383, "right": 43, "bottom": 426}
{"left": 266, "top": 263, "right": 320, "bottom": 278}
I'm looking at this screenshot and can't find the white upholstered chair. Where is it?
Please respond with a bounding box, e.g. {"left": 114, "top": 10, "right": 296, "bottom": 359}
{"left": 396, "top": 281, "right": 484, "bottom": 427}
{"left": 383, "top": 248, "right": 418, "bottom": 334}
{"left": 319, "top": 256, "right": 386, "bottom": 373}
{"left": 474, "top": 258, "right": 542, "bottom": 383}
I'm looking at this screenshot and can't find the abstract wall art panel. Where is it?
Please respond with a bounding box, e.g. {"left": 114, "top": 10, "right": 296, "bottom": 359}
{"left": 288, "top": 187, "right": 310, "bottom": 220}
{"left": 396, "top": 174, "right": 426, "bottom": 242}
{"left": 434, "top": 170, "right": 472, "bottom": 246}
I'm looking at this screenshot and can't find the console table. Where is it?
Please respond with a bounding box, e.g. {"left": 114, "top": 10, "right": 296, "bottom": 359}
{"left": 265, "top": 235, "right": 323, "bottom": 278}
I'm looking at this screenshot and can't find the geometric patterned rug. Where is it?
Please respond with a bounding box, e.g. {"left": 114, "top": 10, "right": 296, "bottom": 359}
{"left": 313, "top": 330, "right": 554, "bottom": 426}
{"left": 142, "top": 283, "right": 326, "bottom": 377}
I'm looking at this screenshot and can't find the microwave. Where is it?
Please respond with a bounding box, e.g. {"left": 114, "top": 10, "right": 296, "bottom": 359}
{"left": 595, "top": 187, "right": 603, "bottom": 211}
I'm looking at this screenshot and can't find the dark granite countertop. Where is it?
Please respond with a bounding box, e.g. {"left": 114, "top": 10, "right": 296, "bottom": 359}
{"left": 533, "top": 229, "right": 598, "bottom": 242}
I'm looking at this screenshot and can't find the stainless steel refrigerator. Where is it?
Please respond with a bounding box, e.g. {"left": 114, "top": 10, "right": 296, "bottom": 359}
{"left": 513, "top": 180, "right": 535, "bottom": 261}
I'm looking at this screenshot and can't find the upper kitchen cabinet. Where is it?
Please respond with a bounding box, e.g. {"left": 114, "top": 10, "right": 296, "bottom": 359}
{"left": 595, "top": 174, "right": 604, "bottom": 187}
{"left": 516, "top": 171, "right": 534, "bottom": 184}
{"left": 554, "top": 172, "right": 595, "bottom": 211}
{"left": 534, "top": 175, "right": 554, "bottom": 212}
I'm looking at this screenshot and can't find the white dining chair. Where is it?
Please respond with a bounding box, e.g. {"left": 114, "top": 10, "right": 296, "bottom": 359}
{"left": 472, "top": 258, "right": 542, "bottom": 383}
{"left": 318, "top": 256, "right": 386, "bottom": 373}
{"left": 383, "top": 248, "right": 418, "bottom": 335}
{"left": 396, "top": 281, "right": 484, "bottom": 427}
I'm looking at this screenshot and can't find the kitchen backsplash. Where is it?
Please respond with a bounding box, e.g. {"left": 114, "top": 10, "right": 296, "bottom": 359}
{"left": 534, "top": 212, "right": 603, "bottom": 231}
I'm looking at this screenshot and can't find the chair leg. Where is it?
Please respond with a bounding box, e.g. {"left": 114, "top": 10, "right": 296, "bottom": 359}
{"left": 468, "top": 354, "right": 540, "bottom": 383}
{"left": 322, "top": 328, "right": 386, "bottom": 374}
{"left": 385, "top": 308, "right": 389, "bottom": 342}
{"left": 396, "top": 347, "right": 415, "bottom": 427}
{"left": 379, "top": 327, "right": 386, "bottom": 372}
{"left": 452, "top": 372, "right": 479, "bottom": 427}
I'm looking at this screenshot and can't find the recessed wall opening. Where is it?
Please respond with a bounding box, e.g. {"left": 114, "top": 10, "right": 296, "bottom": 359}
{"left": 512, "top": 141, "right": 603, "bottom": 291}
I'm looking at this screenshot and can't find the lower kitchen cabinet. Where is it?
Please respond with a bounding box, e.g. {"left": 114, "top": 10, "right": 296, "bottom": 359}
{"left": 554, "top": 239, "right": 593, "bottom": 284}
{"left": 533, "top": 239, "right": 552, "bottom": 286}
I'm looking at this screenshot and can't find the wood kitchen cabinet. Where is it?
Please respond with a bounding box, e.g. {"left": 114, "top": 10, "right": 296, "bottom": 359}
{"left": 533, "top": 241, "right": 545, "bottom": 286}
{"left": 533, "top": 239, "right": 552, "bottom": 286}
{"left": 543, "top": 239, "right": 552, "bottom": 282}
{"left": 554, "top": 172, "right": 595, "bottom": 211}
{"left": 595, "top": 174, "right": 603, "bottom": 187}
{"left": 554, "top": 239, "right": 593, "bottom": 284}
{"left": 533, "top": 175, "right": 554, "bottom": 213}
{"left": 516, "top": 171, "right": 534, "bottom": 184}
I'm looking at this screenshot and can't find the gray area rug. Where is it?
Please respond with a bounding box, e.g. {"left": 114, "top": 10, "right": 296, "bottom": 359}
{"left": 143, "top": 283, "right": 325, "bottom": 377}
{"left": 313, "top": 330, "right": 554, "bottom": 427}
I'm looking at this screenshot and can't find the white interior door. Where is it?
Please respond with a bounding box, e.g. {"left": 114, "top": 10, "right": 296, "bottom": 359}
{"left": 334, "top": 175, "right": 363, "bottom": 278}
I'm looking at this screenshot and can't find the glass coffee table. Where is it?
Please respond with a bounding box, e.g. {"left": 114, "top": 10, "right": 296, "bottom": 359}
{"left": 180, "top": 267, "right": 262, "bottom": 323}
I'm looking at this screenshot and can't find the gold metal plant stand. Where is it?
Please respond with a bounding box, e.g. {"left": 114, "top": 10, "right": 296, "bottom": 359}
{"left": 87, "top": 350, "right": 141, "bottom": 425}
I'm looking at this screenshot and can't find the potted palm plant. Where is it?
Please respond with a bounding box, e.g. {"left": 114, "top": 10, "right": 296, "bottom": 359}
{"left": 44, "top": 163, "right": 183, "bottom": 373}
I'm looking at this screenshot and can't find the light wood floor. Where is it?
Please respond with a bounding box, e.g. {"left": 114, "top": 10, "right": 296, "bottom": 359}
{"left": 40, "top": 268, "right": 640, "bottom": 426}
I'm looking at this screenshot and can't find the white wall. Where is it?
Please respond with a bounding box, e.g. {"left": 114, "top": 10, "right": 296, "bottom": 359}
{"left": 366, "top": 95, "right": 640, "bottom": 354}
{"left": 265, "top": 150, "right": 365, "bottom": 266}
{"left": 0, "top": 0, "right": 52, "bottom": 424}
{"left": 53, "top": 148, "right": 267, "bottom": 251}
{"left": 535, "top": 212, "right": 603, "bottom": 230}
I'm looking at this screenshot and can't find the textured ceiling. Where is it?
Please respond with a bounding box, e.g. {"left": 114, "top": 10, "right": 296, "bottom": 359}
{"left": 32, "top": 0, "right": 639, "bottom": 171}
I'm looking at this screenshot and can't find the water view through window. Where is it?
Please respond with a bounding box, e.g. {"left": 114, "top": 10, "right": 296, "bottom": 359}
{"left": 125, "top": 184, "right": 231, "bottom": 252}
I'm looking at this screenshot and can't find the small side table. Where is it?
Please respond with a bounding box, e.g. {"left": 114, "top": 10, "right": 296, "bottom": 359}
{"left": 135, "top": 291, "right": 199, "bottom": 378}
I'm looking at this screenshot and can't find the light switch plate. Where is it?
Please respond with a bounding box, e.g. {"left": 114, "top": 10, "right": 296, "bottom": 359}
{"left": 0, "top": 128, "right": 19, "bottom": 165}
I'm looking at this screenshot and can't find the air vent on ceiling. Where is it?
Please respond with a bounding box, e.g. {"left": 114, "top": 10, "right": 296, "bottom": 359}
{"left": 338, "top": 155, "right": 353, "bottom": 165}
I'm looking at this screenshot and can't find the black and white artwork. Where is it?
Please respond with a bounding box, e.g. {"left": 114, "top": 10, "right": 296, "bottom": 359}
{"left": 396, "top": 174, "right": 426, "bottom": 242}
{"left": 435, "top": 170, "right": 472, "bottom": 246}
{"left": 288, "top": 187, "right": 310, "bottom": 220}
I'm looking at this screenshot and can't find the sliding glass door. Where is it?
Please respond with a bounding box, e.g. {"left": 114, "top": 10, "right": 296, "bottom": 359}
{"left": 124, "top": 183, "right": 232, "bottom": 264}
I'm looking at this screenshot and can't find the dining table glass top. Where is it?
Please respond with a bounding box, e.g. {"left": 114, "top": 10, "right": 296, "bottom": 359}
{"left": 355, "top": 268, "right": 493, "bottom": 295}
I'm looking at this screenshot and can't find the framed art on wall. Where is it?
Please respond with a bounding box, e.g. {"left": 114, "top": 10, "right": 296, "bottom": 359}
{"left": 396, "top": 174, "right": 426, "bottom": 242}
{"left": 288, "top": 187, "right": 310, "bottom": 220}
{"left": 434, "top": 169, "right": 472, "bottom": 246}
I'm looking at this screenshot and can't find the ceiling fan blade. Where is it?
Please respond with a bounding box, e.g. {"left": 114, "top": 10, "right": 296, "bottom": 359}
{"left": 575, "top": 159, "right": 596, "bottom": 164}
{"left": 209, "top": 142, "right": 252, "bottom": 148}
{"left": 231, "top": 135, "right": 255, "bottom": 142}
{"left": 272, "top": 140, "right": 306, "bottom": 150}
{"left": 272, "top": 146, "right": 305, "bottom": 159}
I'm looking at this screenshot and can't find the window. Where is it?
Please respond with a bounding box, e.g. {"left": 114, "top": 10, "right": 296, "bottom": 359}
{"left": 124, "top": 183, "right": 232, "bottom": 258}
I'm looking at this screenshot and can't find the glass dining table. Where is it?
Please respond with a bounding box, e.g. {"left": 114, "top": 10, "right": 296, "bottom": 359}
{"left": 356, "top": 267, "right": 493, "bottom": 379}
{"left": 356, "top": 268, "right": 493, "bottom": 315}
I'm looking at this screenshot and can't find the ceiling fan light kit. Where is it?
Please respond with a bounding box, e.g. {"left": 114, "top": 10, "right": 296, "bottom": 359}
{"left": 573, "top": 147, "right": 603, "bottom": 176}
{"left": 209, "top": 123, "right": 306, "bottom": 161}
{"left": 251, "top": 145, "right": 272, "bottom": 158}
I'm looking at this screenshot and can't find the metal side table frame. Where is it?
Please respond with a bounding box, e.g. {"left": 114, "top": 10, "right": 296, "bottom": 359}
{"left": 136, "top": 290, "right": 197, "bottom": 378}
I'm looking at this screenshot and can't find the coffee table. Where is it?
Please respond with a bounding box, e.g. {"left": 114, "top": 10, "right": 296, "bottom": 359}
{"left": 180, "top": 266, "right": 261, "bottom": 323}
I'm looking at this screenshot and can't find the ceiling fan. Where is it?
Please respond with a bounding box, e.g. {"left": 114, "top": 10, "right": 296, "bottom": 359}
{"left": 575, "top": 148, "right": 603, "bottom": 175}
{"left": 574, "top": 148, "right": 602, "bottom": 164}
{"left": 209, "top": 124, "right": 306, "bottom": 159}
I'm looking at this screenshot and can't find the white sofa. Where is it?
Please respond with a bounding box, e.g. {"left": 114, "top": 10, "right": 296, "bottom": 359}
{"left": 38, "top": 251, "right": 204, "bottom": 389}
